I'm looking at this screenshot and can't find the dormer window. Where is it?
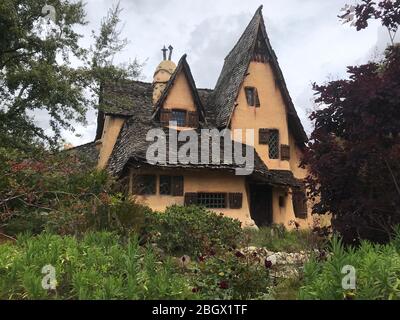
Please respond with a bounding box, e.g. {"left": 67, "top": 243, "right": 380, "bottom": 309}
{"left": 245, "top": 87, "right": 260, "bottom": 107}
{"left": 171, "top": 109, "right": 187, "bottom": 126}
{"left": 159, "top": 108, "right": 199, "bottom": 128}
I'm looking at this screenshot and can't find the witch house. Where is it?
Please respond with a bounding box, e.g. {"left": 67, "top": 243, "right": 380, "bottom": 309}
{"left": 75, "top": 6, "right": 311, "bottom": 229}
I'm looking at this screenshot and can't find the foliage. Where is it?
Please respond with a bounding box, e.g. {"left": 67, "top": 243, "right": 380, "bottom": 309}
{"left": 244, "top": 224, "right": 326, "bottom": 253}
{"left": 185, "top": 249, "right": 272, "bottom": 300}
{"left": 0, "top": 0, "right": 140, "bottom": 148}
{"left": 0, "top": 232, "right": 194, "bottom": 299}
{"left": 0, "top": 147, "right": 151, "bottom": 238}
{"left": 302, "top": 42, "right": 400, "bottom": 243}
{"left": 299, "top": 231, "right": 400, "bottom": 300}
{"left": 339, "top": 0, "right": 399, "bottom": 45}
{"left": 149, "top": 205, "right": 244, "bottom": 257}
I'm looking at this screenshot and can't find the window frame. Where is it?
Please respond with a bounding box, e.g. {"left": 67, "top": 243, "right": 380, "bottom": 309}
{"left": 159, "top": 175, "right": 184, "bottom": 196}
{"left": 244, "top": 86, "right": 260, "bottom": 107}
{"left": 197, "top": 192, "right": 227, "bottom": 209}
{"left": 268, "top": 129, "right": 280, "bottom": 159}
{"left": 159, "top": 175, "right": 172, "bottom": 195}
{"left": 245, "top": 87, "right": 256, "bottom": 106}
{"left": 170, "top": 109, "right": 187, "bottom": 127}
{"left": 134, "top": 175, "right": 157, "bottom": 195}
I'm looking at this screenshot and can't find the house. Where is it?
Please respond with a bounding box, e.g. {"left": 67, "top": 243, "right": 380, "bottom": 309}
{"left": 76, "top": 6, "right": 312, "bottom": 229}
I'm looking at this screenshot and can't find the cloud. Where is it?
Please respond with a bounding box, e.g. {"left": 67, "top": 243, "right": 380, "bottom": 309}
{"left": 50, "top": 0, "right": 394, "bottom": 145}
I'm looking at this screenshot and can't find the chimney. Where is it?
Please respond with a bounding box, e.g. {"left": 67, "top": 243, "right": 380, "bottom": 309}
{"left": 152, "top": 45, "right": 176, "bottom": 105}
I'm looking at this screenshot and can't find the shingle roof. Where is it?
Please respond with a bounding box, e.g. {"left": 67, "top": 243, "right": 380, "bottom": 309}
{"left": 100, "top": 80, "right": 153, "bottom": 116}
{"left": 208, "top": 5, "right": 308, "bottom": 144}
{"left": 80, "top": 6, "right": 307, "bottom": 188}
{"left": 64, "top": 141, "right": 99, "bottom": 165}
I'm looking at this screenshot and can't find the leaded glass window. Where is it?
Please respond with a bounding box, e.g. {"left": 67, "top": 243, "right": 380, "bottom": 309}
{"left": 268, "top": 129, "right": 279, "bottom": 159}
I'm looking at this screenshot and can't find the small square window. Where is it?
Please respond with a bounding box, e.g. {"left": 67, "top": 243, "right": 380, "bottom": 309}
{"left": 171, "top": 110, "right": 187, "bottom": 126}
{"left": 134, "top": 175, "right": 156, "bottom": 195}
{"left": 160, "top": 175, "right": 172, "bottom": 195}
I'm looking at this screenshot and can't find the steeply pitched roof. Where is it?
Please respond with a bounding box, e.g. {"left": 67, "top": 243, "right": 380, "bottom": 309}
{"left": 100, "top": 80, "right": 153, "bottom": 116}
{"left": 153, "top": 54, "right": 207, "bottom": 122}
{"left": 80, "top": 6, "right": 307, "bottom": 188}
{"left": 208, "top": 5, "right": 308, "bottom": 144}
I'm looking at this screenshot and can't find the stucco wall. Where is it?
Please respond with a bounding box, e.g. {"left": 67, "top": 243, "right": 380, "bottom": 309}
{"left": 229, "top": 61, "right": 314, "bottom": 228}
{"left": 230, "top": 61, "right": 290, "bottom": 171}
{"left": 130, "top": 168, "right": 256, "bottom": 228}
{"left": 97, "top": 115, "right": 126, "bottom": 169}
{"left": 163, "top": 71, "right": 196, "bottom": 112}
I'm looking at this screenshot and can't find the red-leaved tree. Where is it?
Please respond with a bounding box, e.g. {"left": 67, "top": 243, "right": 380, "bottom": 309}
{"left": 303, "top": 1, "right": 400, "bottom": 244}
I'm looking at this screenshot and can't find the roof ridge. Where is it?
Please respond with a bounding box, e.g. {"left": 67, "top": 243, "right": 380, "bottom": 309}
{"left": 223, "top": 6, "right": 263, "bottom": 61}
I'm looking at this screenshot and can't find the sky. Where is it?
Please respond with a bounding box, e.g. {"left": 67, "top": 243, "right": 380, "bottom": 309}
{"left": 51, "top": 0, "right": 397, "bottom": 146}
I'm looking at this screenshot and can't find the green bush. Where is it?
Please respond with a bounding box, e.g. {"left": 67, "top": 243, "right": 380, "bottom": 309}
{"left": 189, "top": 250, "right": 272, "bottom": 300}
{"left": 45, "top": 194, "right": 153, "bottom": 239}
{"left": 245, "top": 224, "right": 325, "bottom": 253}
{"left": 299, "top": 232, "right": 400, "bottom": 300}
{"left": 0, "top": 232, "right": 195, "bottom": 300}
{"left": 150, "top": 205, "right": 244, "bottom": 257}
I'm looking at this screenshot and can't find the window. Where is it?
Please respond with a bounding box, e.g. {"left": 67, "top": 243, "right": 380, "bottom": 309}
{"left": 245, "top": 87, "right": 260, "bottom": 107}
{"left": 171, "top": 110, "right": 187, "bottom": 126}
{"left": 160, "top": 176, "right": 172, "bottom": 195}
{"left": 134, "top": 175, "right": 156, "bottom": 195}
{"left": 268, "top": 129, "right": 279, "bottom": 159}
{"left": 160, "top": 175, "right": 184, "bottom": 196}
{"left": 197, "top": 193, "right": 227, "bottom": 208}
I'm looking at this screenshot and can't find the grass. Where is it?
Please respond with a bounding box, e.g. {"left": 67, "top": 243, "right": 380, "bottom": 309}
{"left": 244, "top": 224, "right": 325, "bottom": 253}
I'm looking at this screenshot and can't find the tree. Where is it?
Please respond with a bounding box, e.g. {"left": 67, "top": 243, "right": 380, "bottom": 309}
{"left": 303, "top": 1, "right": 400, "bottom": 244}
{"left": 0, "top": 0, "right": 140, "bottom": 150}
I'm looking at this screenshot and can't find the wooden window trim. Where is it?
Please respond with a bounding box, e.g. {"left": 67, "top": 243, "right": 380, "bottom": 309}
{"left": 134, "top": 175, "right": 157, "bottom": 195}
{"left": 229, "top": 193, "right": 243, "bottom": 209}
{"left": 292, "top": 189, "right": 308, "bottom": 219}
{"left": 281, "top": 144, "right": 291, "bottom": 161}
{"left": 259, "top": 128, "right": 269, "bottom": 145}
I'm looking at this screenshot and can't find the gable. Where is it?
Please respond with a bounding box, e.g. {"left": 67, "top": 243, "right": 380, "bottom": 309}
{"left": 209, "top": 5, "right": 307, "bottom": 145}
{"left": 153, "top": 54, "right": 206, "bottom": 124}
{"left": 231, "top": 60, "right": 291, "bottom": 171}
{"left": 162, "top": 70, "right": 196, "bottom": 112}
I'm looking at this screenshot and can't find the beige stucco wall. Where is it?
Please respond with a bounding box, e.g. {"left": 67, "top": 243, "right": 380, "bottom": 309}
{"left": 97, "top": 115, "right": 126, "bottom": 169}
{"left": 271, "top": 187, "right": 313, "bottom": 229}
{"left": 130, "top": 167, "right": 256, "bottom": 228}
{"left": 229, "top": 61, "right": 315, "bottom": 228}
{"left": 163, "top": 71, "right": 196, "bottom": 113}
{"left": 230, "top": 61, "right": 290, "bottom": 171}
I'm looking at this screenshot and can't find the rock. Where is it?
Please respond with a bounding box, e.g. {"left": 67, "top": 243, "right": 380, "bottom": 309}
{"left": 266, "top": 254, "right": 277, "bottom": 265}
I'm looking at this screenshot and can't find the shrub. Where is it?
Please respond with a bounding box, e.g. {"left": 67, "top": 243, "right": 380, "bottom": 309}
{"left": 45, "top": 194, "right": 153, "bottom": 239}
{"left": 0, "top": 232, "right": 194, "bottom": 300}
{"left": 150, "top": 205, "right": 244, "bottom": 257}
{"left": 299, "top": 231, "right": 400, "bottom": 300}
{"left": 189, "top": 249, "right": 272, "bottom": 300}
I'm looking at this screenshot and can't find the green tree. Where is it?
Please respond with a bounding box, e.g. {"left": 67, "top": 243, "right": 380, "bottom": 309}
{"left": 0, "top": 0, "right": 140, "bottom": 150}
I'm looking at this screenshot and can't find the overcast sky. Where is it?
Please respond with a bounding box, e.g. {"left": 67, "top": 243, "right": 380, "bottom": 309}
{"left": 54, "top": 0, "right": 397, "bottom": 146}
